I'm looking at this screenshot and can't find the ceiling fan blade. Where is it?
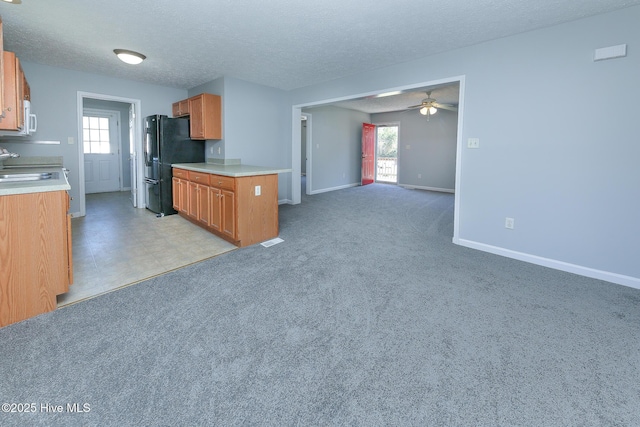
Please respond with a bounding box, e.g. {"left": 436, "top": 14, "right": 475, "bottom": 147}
{"left": 433, "top": 102, "right": 458, "bottom": 112}
{"left": 406, "top": 104, "right": 425, "bottom": 109}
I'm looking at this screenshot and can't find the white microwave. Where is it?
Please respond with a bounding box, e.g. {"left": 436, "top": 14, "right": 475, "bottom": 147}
{"left": 0, "top": 100, "right": 38, "bottom": 137}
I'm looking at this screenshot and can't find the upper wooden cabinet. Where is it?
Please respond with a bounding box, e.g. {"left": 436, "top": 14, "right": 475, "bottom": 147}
{"left": 172, "top": 93, "right": 222, "bottom": 140}
{"left": 1, "top": 17, "right": 5, "bottom": 117}
{"left": 0, "top": 51, "right": 25, "bottom": 131}
{"left": 172, "top": 99, "right": 189, "bottom": 117}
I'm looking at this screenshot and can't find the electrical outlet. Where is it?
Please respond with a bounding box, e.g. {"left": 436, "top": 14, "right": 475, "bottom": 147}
{"left": 505, "top": 217, "right": 515, "bottom": 229}
{"left": 255, "top": 185, "right": 261, "bottom": 196}
{"left": 418, "top": 173, "right": 422, "bottom": 179}
{"left": 217, "top": 146, "right": 221, "bottom": 155}
{"left": 468, "top": 138, "right": 480, "bottom": 149}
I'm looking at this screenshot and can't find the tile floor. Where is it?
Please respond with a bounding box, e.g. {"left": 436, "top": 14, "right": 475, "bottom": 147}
{"left": 57, "top": 191, "right": 237, "bottom": 307}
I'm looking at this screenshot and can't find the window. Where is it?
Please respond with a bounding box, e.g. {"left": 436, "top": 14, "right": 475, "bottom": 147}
{"left": 83, "top": 116, "right": 111, "bottom": 154}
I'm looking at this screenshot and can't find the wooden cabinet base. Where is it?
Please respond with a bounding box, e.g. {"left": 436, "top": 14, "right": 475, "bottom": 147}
{"left": 173, "top": 170, "right": 279, "bottom": 248}
{"left": 0, "top": 191, "right": 73, "bottom": 328}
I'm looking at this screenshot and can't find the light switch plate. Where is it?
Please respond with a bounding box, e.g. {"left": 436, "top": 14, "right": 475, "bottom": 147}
{"left": 468, "top": 138, "right": 480, "bottom": 149}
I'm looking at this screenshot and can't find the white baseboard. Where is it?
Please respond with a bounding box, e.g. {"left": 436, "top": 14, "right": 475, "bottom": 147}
{"left": 309, "top": 183, "right": 359, "bottom": 195}
{"left": 399, "top": 184, "right": 455, "bottom": 193}
{"left": 456, "top": 238, "right": 640, "bottom": 290}
{"left": 279, "top": 198, "right": 292, "bottom": 205}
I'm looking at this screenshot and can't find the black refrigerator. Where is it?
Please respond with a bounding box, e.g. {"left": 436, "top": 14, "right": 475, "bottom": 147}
{"left": 144, "top": 115, "right": 204, "bottom": 216}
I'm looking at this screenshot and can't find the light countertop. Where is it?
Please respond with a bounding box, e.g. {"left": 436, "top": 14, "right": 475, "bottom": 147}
{"left": 172, "top": 162, "right": 291, "bottom": 177}
{"left": 0, "top": 166, "right": 71, "bottom": 196}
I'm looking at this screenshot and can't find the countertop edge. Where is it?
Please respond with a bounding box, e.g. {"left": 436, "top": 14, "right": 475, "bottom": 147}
{"left": 0, "top": 167, "right": 71, "bottom": 196}
{"left": 172, "top": 163, "right": 292, "bottom": 177}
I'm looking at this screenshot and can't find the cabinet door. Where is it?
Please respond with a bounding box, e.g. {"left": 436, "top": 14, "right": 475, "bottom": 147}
{"left": 221, "top": 189, "right": 236, "bottom": 239}
{"left": 172, "top": 177, "right": 181, "bottom": 210}
{"left": 187, "top": 180, "right": 198, "bottom": 219}
{"left": 189, "top": 95, "right": 205, "bottom": 139}
{"left": 197, "top": 185, "right": 210, "bottom": 226}
{"left": 172, "top": 99, "right": 189, "bottom": 117}
{"left": 209, "top": 187, "right": 222, "bottom": 232}
{"left": 0, "top": 51, "right": 19, "bottom": 130}
{"left": 0, "top": 17, "right": 4, "bottom": 117}
{"left": 179, "top": 179, "right": 188, "bottom": 214}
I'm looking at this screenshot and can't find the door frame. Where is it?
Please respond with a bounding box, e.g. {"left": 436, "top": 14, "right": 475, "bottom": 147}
{"left": 76, "top": 91, "right": 144, "bottom": 217}
{"left": 372, "top": 121, "right": 400, "bottom": 184}
{"left": 291, "top": 75, "right": 465, "bottom": 243}
{"left": 301, "top": 112, "right": 312, "bottom": 196}
{"left": 82, "top": 108, "right": 122, "bottom": 193}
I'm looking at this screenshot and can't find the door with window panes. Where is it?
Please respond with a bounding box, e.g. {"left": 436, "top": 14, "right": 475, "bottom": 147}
{"left": 83, "top": 110, "right": 120, "bottom": 193}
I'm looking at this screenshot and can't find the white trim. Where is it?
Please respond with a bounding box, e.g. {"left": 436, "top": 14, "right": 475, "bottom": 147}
{"left": 77, "top": 91, "right": 143, "bottom": 217}
{"left": 301, "top": 112, "right": 312, "bottom": 196}
{"left": 453, "top": 77, "right": 465, "bottom": 246}
{"left": 399, "top": 184, "right": 454, "bottom": 193}
{"left": 291, "top": 108, "right": 302, "bottom": 204}
{"left": 278, "top": 198, "right": 292, "bottom": 205}
{"left": 309, "top": 183, "right": 359, "bottom": 195}
{"left": 372, "top": 121, "right": 400, "bottom": 184}
{"left": 457, "top": 239, "right": 640, "bottom": 290}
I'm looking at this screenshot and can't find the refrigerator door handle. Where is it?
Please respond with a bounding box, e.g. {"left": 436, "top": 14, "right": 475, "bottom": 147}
{"left": 144, "top": 178, "right": 159, "bottom": 185}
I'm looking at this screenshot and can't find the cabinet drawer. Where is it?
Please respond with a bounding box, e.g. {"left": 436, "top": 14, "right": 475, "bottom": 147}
{"left": 173, "top": 168, "right": 188, "bottom": 179}
{"left": 189, "top": 171, "right": 210, "bottom": 185}
{"left": 210, "top": 174, "right": 235, "bottom": 191}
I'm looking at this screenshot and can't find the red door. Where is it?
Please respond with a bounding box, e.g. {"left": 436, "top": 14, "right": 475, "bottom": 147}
{"left": 361, "top": 123, "right": 375, "bottom": 185}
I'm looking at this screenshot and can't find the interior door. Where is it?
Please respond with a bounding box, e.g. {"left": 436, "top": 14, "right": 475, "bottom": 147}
{"left": 361, "top": 123, "right": 376, "bottom": 185}
{"left": 84, "top": 110, "right": 120, "bottom": 194}
{"left": 129, "top": 104, "right": 137, "bottom": 207}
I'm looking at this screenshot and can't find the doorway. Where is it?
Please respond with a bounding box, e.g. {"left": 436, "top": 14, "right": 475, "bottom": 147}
{"left": 77, "top": 92, "right": 144, "bottom": 217}
{"left": 291, "top": 76, "right": 465, "bottom": 242}
{"left": 82, "top": 109, "right": 122, "bottom": 193}
{"left": 376, "top": 124, "right": 398, "bottom": 183}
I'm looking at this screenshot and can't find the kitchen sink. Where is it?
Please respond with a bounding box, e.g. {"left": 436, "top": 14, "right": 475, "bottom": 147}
{"left": 0, "top": 172, "right": 58, "bottom": 183}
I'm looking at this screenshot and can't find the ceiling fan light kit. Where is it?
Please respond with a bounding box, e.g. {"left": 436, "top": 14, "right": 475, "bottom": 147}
{"left": 420, "top": 106, "right": 437, "bottom": 116}
{"left": 408, "top": 90, "right": 458, "bottom": 120}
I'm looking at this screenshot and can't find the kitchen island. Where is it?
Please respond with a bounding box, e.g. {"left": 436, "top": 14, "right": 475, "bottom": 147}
{"left": 171, "top": 162, "right": 290, "bottom": 247}
{"left": 0, "top": 165, "right": 73, "bottom": 328}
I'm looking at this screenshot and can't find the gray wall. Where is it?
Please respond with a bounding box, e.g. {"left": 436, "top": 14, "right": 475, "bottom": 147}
{"left": 289, "top": 6, "right": 640, "bottom": 285}
{"left": 302, "top": 106, "right": 370, "bottom": 192}
{"left": 82, "top": 98, "right": 132, "bottom": 189}
{"left": 372, "top": 109, "right": 458, "bottom": 191}
{"left": 190, "top": 77, "right": 292, "bottom": 201}
{"left": 1, "top": 61, "right": 187, "bottom": 214}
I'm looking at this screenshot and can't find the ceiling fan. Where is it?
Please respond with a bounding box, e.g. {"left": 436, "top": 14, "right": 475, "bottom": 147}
{"left": 407, "top": 91, "right": 458, "bottom": 119}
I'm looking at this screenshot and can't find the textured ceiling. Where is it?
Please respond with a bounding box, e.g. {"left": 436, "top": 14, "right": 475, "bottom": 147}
{"left": 328, "top": 83, "right": 461, "bottom": 114}
{"left": 0, "top": 0, "right": 638, "bottom": 93}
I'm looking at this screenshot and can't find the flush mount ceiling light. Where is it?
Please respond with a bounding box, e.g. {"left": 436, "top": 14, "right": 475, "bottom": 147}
{"left": 113, "top": 49, "right": 146, "bottom": 65}
{"left": 2, "top": 0, "right": 22, "bottom": 4}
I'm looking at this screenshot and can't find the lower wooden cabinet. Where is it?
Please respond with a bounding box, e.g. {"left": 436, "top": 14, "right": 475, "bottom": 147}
{"left": 0, "top": 190, "right": 73, "bottom": 328}
{"left": 172, "top": 168, "right": 278, "bottom": 247}
{"left": 209, "top": 187, "right": 235, "bottom": 239}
